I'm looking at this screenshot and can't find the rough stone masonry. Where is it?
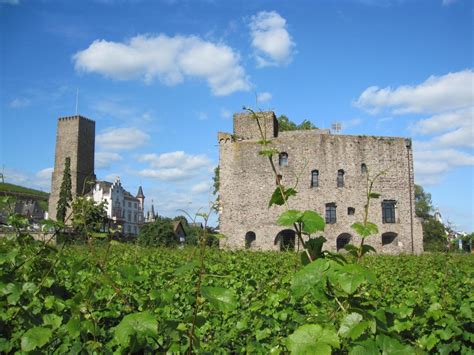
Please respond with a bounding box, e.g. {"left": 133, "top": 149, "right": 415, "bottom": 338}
{"left": 218, "top": 111, "right": 423, "bottom": 254}
{"left": 48, "top": 115, "right": 96, "bottom": 221}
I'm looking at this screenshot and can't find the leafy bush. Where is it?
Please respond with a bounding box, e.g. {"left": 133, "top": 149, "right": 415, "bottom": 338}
{"left": 137, "top": 216, "right": 178, "bottom": 247}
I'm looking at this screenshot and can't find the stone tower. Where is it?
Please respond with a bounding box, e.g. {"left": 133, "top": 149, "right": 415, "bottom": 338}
{"left": 48, "top": 115, "right": 96, "bottom": 220}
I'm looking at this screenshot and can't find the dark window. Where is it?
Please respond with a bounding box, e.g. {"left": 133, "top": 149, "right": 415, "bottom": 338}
{"left": 382, "top": 232, "right": 397, "bottom": 246}
{"left": 326, "top": 203, "right": 337, "bottom": 224}
{"left": 245, "top": 231, "right": 256, "bottom": 249}
{"left": 337, "top": 169, "right": 344, "bottom": 187}
{"left": 276, "top": 229, "right": 296, "bottom": 251}
{"left": 279, "top": 152, "right": 288, "bottom": 167}
{"left": 382, "top": 200, "right": 396, "bottom": 223}
{"left": 361, "top": 163, "right": 367, "bottom": 174}
{"left": 311, "top": 170, "right": 319, "bottom": 187}
{"left": 336, "top": 234, "right": 351, "bottom": 251}
{"left": 348, "top": 207, "right": 355, "bottom": 215}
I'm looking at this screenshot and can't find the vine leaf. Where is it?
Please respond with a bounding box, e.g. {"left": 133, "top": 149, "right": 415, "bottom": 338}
{"left": 268, "top": 187, "right": 297, "bottom": 208}
{"left": 201, "top": 286, "right": 237, "bottom": 312}
{"left": 114, "top": 311, "right": 158, "bottom": 347}
{"left": 351, "top": 222, "right": 378, "bottom": 238}
{"left": 21, "top": 327, "right": 52, "bottom": 352}
{"left": 291, "top": 259, "right": 329, "bottom": 298}
{"left": 286, "top": 324, "right": 340, "bottom": 354}
{"left": 277, "top": 210, "right": 303, "bottom": 226}
{"left": 301, "top": 210, "right": 325, "bottom": 234}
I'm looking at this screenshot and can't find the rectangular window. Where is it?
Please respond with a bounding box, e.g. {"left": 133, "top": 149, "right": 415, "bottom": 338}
{"left": 311, "top": 170, "right": 319, "bottom": 187}
{"left": 382, "top": 200, "right": 396, "bottom": 223}
{"left": 325, "top": 203, "right": 337, "bottom": 224}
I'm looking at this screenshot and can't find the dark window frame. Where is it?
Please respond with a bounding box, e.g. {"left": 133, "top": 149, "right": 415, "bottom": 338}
{"left": 382, "top": 200, "right": 396, "bottom": 223}
{"left": 279, "top": 152, "right": 288, "bottom": 167}
{"left": 337, "top": 169, "right": 345, "bottom": 187}
{"left": 325, "top": 203, "right": 337, "bottom": 224}
{"left": 361, "top": 163, "right": 368, "bottom": 174}
{"left": 311, "top": 169, "right": 319, "bottom": 187}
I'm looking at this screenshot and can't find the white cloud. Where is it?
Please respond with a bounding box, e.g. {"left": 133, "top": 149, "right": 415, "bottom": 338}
{"left": 2, "top": 167, "right": 52, "bottom": 191}
{"left": 410, "top": 108, "right": 473, "bottom": 135}
{"left": 96, "top": 127, "right": 150, "bottom": 151}
{"left": 257, "top": 91, "right": 272, "bottom": 103}
{"left": 414, "top": 148, "right": 474, "bottom": 185}
{"left": 442, "top": 0, "right": 458, "bottom": 6}
{"left": 138, "top": 151, "right": 213, "bottom": 182}
{"left": 191, "top": 181, "right": 212, "bottom": 193}
{"left": 73, "top": 34, "right": 251, "bottom": 96}
{"left": 9, "top": 98, "right": 30, "bottom": 108}
{"left": 220, "top": 108, "right": 231, "bottom": 119}
{"left": 354, "top": 69, "right": 473, "bottom": 114}
{"left": 249, "top": 11, "right": 295, "bottom": 67}
{"left": 95, "top": 152, "right": 123, "bottom": 169}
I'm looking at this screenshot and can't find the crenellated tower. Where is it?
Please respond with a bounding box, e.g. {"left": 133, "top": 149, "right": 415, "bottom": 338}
{"left": 48, "top": 115, "right": 96, "bottom": 220}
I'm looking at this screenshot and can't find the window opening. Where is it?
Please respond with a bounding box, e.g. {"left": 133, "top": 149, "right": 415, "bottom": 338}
{"left": 337, "top": 169, "right": 345, "bottom": 187}
{"left": 311, "top": 170, "right": 319, "bottom": 187}
{"left": 279, "top": 152, "right": 288, "bottom": 167}
{"left": 382, "top": 200, "right": 396, "bottom": 223}
{"left": 326, "top": 203, "right": 337, "bottom": 224}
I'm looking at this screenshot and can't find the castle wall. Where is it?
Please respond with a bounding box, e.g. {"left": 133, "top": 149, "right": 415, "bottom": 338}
{"left": 218, "top": 112, "right": 423, "bottom": 254}
{"left": 48, "top": 116, "right": 95, "bottom": 221}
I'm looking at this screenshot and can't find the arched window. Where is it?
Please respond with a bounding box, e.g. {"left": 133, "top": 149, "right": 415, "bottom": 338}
{"left": 361, "top": 163, "right": 367, "bottom": 174}
{"left": 325, "top": 203, "right": 337, "bottom": 224}
{"left": 382, "top": 232, "right": 398, "bottom": 246}
{"left": 337, "top": 169, "right": 345, "bottom": 187}
{"left": 336, "top": 233, "right": 351, "bottom": 251}
{"left": 275, "top": 229, "right": 296, "bottom": 251}
{"left": 279, "top": 152, "right": 288, "bottom": 167}
{"left": 245, "top": 231, "right": 256, "bottom": 249}
{"left": 311, "top": 170, "right": 319, "bottom": 187}
{"left": 382, "top": 200, "right": 396, "bottom": 223}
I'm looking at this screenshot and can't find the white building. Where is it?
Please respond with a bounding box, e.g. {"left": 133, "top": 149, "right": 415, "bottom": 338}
{"left": 91, "top": 177, "right": 145, "bottom": 236}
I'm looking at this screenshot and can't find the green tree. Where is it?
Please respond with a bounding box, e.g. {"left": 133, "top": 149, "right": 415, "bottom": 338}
{"left": 415, "top": 184, "right": 433, "bottom": 219}
{"left": 138, "top": 216, "right": 178, "bottom": 247}
{"left": 422, "top": 218, "right": 447, "bottom": 252}
{"left": 212, "top": 166, "right": 219, "bottom": 196}
{"left": 56, "top": 157, "right": 72, "bottom": 222}
{"left": 277, "top": 115, "right": 317, "bottom": 132}
{"left": 71, "top": 197, "right": 108, "bottom": 234}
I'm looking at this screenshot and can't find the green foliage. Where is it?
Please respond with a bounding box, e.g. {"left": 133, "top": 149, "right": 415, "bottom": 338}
{"left": 212, "top": 166, "right": 219, "bottom": 195}
{"left": 422, "top": 217, "right": 447, "bottom": 252}
{"left": 0, "top": 182, "right": 49, "bottom": 199}
{"left": 0, "top": 230, "right": 472, "bottom": 353}
{"left": 268, "top": 186, "right": 297, "bottom": 207}
{"left": 277, "top": 115, "right": 317, "bottom": 132}
{"left": 56, "top": 157, "right": 72, "bottom": 222}
{"left": 201, "top": 286, "right": 237, "bottom": 312}
{"left": 415, "top": 184, "right": 433, "bottom": 219}
{"left": 138, "top": 216, "right": 179, "bottom": 247}
{"left": 71, "top": 197, "right": 108, "bottom": 234}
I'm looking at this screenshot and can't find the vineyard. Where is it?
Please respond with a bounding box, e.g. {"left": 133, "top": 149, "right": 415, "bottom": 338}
{"left": 1, "top": 235, "right": 473, "bottom": 353}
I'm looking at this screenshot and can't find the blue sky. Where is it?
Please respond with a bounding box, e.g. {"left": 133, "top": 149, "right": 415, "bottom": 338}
{"left": 1, "top": 0, "right": 472, "bottom": 231}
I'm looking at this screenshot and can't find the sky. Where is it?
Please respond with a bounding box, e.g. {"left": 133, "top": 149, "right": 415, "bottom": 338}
{"left": 0, "top": 0, "right": 472, "bottom": 231}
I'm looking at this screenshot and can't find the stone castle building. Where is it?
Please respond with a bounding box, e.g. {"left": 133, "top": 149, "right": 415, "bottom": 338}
{"left": 218, "top": 111, "right": 423, "bottom": 254}
{"left": 49, "top": 115, "right": 96, "bottom": 220}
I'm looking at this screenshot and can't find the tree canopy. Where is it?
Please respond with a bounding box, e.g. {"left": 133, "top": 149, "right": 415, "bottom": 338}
{"left": 277, "top": 115, "right": 317, "bottom": 132}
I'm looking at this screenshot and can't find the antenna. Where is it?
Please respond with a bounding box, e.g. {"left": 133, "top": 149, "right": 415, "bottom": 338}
{"left": 75, "top": 88, "right": 79, "bottom": 116}
{"left": 331, "top": 122, "right": 342, "bottom": 134}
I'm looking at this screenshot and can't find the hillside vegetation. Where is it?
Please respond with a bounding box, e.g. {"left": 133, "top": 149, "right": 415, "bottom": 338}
{"left": 0, "top": 182, "right": 49, "bottom": 200}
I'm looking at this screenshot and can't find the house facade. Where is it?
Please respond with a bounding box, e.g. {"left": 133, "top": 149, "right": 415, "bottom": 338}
{"left": 91, "top": 177, "right": 145, "bottom": 236}
{"left": 218, "top": 111, "right": 423, "bottom": 254}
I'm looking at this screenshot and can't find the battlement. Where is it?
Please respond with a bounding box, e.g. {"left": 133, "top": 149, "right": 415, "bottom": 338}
{"left": 58, "top": 115, "right": 95, "bottom": 123}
